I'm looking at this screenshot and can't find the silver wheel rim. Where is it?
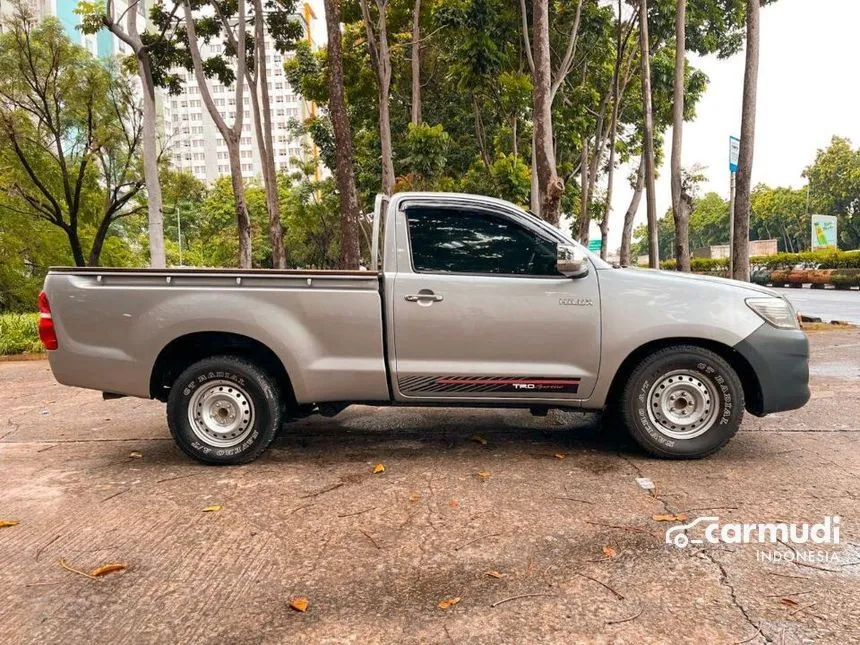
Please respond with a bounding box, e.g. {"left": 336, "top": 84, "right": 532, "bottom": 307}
{"left": 187, "top": 379, "right": 255, "bottom": 448}
{"left": 646, "top": 370, "right": 719, "bottom": 440}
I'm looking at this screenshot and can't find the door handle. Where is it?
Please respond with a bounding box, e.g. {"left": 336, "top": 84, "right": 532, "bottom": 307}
{"left": 405, "top": 293, "right": 444, "bottom": 302}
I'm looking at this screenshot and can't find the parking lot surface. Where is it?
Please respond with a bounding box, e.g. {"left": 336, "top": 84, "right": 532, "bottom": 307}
{"left": 1, "top": 330, "right": 859, "bottom": 644}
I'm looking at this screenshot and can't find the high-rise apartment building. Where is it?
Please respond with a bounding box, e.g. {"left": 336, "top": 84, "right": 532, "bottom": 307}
{"left": 1, "top": 0, "right": 315, "bottom": 185}
{"left": 163, "top": 8, "right": 316, "bottom": 184}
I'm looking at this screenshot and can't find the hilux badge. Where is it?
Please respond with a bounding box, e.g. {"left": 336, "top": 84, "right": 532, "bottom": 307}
{"left": 559, "top": 297, "right": 593, "bottom": 306}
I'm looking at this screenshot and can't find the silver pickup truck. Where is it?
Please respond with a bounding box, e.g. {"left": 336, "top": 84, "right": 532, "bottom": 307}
{"left": 40, "top": 192, "right": 810, "bottom": 464}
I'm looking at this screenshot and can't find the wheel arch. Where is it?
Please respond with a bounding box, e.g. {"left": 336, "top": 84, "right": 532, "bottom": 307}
{"left": 605, "top": 337, "right": 763, "bottom": 416}
{"left": 149, "top": 331, "right": 296, "bottom": 409}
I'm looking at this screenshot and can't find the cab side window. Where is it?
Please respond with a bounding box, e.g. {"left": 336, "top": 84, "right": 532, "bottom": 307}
{"left": 405, "top": 206, "right": 559, "bottom": 276}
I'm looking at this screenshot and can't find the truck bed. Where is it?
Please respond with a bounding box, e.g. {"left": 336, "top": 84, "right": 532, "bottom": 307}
{"left": 43, "top": 267, "right": 390, "bottom": 403}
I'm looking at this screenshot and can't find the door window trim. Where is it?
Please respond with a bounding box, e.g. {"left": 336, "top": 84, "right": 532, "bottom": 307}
{"left": 402, "top": 204, "right": 566, "bottom": 279}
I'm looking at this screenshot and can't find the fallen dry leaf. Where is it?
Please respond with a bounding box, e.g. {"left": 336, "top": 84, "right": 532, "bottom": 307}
{"left": 448, "top": 499, "right": 460, "bottom": 508}
{"left": 470, "top": 435, "right": 488, "bottom": 445}
{"left": 602, "top": 545, "right": 617, "bottom": 558}
{"left": 485, "top": 570, "right": 504, "bottom": 579}
{"left": 128, "top": 451, "right": 143, "bottom": 459}
{"left": 554, "top": 453, "right": 567, "bottom": 460}
{"left": 652, "top": 513, "right": 687, "bottom": 522}
{"left": 290, "top": 596, "right": 310, "bottom": 612}
{"left": 372, "top": 463, "right": 385, "bottom": 474}
{"left": 0, "top": 520, "right": 19, "bottom": 528}
{"left": 438, "top": 597, "right": 461, "bottom": 609}
{"left": 780, "top": 598, "right": 800, "bottom": 607}
{"left": 202, "top": 505, "right": 222, "bottom": 513}
{"left": 90, "top": 563, "right": 127, "bottom": 577}
{"left": 477, "top": 470, "right": 491, "bottom": 480}
{"left": 408, "top": 493, "right": 421, "bottom": 502}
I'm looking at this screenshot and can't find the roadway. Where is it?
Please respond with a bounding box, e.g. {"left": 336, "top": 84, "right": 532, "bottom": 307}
{"left": 773, "top": 286, "right": 860, "bottom": 325}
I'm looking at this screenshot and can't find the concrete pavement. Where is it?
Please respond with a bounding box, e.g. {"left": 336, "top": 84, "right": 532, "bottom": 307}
{"left": 1, "top": 330, "right": 859, "bottom": 644}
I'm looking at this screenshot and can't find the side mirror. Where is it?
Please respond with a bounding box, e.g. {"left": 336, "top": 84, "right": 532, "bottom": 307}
{"left": 557, "top": 244, "right": 588, "bottom": 278}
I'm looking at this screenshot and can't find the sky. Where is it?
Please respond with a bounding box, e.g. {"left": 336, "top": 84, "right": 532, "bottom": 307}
{"left": 308, "top": 0, "right": 860, "bottom": 251}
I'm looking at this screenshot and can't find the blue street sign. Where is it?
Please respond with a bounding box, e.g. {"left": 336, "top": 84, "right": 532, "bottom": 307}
{"left": 729, "top": 136, "right": 740, "bottom": 173}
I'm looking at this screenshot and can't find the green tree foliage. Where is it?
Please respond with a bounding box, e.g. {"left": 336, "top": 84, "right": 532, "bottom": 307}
{"left": 632, "top": 177, "right": 841, "bottom": 261}
{"left": 0, "top": 11, "right": 146, "bottom": 269}
{"left": 398, "top": 123, "right": 451, "bottom": 189}
{"left": 804, "top": 136, "right": 860, "bottom": 249}
{"left": 150, "top": 162, "right": 347, "bottom": 271}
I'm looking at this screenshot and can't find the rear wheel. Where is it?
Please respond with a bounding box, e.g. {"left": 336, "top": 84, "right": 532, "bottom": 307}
{"left": 619, "top": 345, "right": 744, "bottom": 459}
{"left": 167, "top": 355, "right": 282, "bottom": 465}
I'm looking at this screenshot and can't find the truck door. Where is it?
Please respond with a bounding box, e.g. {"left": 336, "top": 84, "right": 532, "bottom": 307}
{"left": 390, "top": 203, "right": 601, "bottom": 402}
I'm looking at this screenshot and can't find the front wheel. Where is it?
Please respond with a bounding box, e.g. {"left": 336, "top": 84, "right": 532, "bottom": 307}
{"left": 619, "top": 345, "right": 745, "bottom": 459}
{"left": 167, "top": 356, "right": 282, "bottom": 465}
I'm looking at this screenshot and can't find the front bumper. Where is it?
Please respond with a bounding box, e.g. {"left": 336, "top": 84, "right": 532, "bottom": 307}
{"left": 733, "top": 323, "right": 810, "bottom": 416}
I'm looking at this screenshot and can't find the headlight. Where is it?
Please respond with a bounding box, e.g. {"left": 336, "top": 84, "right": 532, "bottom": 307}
{"left": 746, "top": 297, "right": 799, "bottom": 329}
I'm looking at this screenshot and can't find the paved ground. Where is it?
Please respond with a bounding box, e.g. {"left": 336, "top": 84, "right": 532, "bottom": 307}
{"left": 775, "top": 287, "right": 860, "bottom": 325}
{"left": 1, "top": 331, "right": 859, "bottom": 644}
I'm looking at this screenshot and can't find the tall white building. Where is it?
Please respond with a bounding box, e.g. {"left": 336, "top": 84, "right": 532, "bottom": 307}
{"left": 163, "top": 10, "right": 316, "bottom": 184}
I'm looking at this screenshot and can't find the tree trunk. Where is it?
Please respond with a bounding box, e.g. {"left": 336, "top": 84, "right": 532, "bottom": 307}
{"left": 578, "top": 139, "right": 589, "bottom": 243}
{"left": 378, "top": 50, "right": 394, "bottom": 195}
{"left": 182, "top": 0, "right": 252, "bottom": 268}
{"left": 530, "top": 138, "right": 540, "bottom": 215}
{"left": 254, "top": 0, "right": 286, "bottom": 268}
{"left": 472, "top": 94, "right": 491, "bottom": 169}
{"left": 410, "top": 0, "right": 421, "bottom": 125}
{"left": 578, "top": 92, "right": 611, "bottom": 244}
{"left": 138, "top": 63, "right": 165, "bottom": 268}
{"left": 126, "top": 9, "right": 165, "bottom": 269}
{"left": 733, "top": 0, "right": 760, "bottom": 282}
{"left": 67, "top": 228, "right": 86, "bottom": 268}
{"left": 638, "top": 0, "right": 659, "bottom": 268}
{"left": 670, "top": 0, "right": 690, "bottom": 271}
{"left": 227, "top": 140, "right": 253, "bottom": 268}
{"left": 620, "top": 153, "right": 646, "bottom": 267}
{"left": 88, "top": 211, "right": 115, "bottom": 267}
{"left": 248, "top": 82, "right": 271, "bottom": 256}
{"left": 602, "top": 65, "right": 623, "bottom": 261}
{"left": 532, "top": 0, "right": 564, "bottom": 226}
{"left": 674, "top": 195, "right": 692, "bottom": 269}
{"left": 359, "top": 0, "right": 395, "bottom": 196}
{"left": 324, "top": 0, "right": 361, "bottom": 269}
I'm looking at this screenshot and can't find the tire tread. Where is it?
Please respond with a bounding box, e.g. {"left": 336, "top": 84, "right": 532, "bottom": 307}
{"left": 166, "top": 355, "right": 282, "bottom": 465}
{"left": 619, "top": 345, "right": 744, "bottom": 459}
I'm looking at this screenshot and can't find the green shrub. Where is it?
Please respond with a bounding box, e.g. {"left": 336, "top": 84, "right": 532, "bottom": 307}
{"left": 0, "top": 313, "right": 43, "bottom": 355}
{"left": 661, "top": 250, "right": 860, "bottom": 272}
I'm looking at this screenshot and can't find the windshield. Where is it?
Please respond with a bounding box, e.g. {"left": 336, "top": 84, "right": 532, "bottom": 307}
{"left": 521, "top": 209, "right": 613, "bottom": 269}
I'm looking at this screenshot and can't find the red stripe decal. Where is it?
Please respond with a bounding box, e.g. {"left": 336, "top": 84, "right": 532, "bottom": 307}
{"left": 435, "top": 378, "right": 581, "bottom": 385}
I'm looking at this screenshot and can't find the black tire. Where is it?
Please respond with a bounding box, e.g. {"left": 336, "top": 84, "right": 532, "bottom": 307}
{"left": 619, "top": 345, "right": 744, "bottom": 459}
{"left": 167, "top": 355, "right": 282, "bottom": 465}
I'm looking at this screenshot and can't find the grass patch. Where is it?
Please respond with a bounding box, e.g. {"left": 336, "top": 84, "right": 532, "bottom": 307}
{"left": 0, "top": 313, "right": 43, "bottom": 355}
{"left": 802, "top": 321, "right": 857, "bottom": 332}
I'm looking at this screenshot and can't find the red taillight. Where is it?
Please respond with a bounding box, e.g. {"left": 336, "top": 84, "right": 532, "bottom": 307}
{"left": 38, "top": 291, "right": 58, "bottom": 350}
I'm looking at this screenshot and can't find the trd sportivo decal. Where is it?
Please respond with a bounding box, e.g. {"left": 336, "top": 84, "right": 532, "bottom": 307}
{"left": 399, "top": 375, "right": 581, "bottom": 395}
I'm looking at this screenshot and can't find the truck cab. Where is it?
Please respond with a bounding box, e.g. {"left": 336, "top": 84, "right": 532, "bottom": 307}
{"left": 379, "top": 193, "right": 601, "bottom": 403}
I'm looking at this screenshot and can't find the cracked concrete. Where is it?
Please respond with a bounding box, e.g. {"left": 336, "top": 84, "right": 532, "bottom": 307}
{"left": 0, "top": 330, "right": 858, "bottom": 644}
{"left": 701, "top": 549, "right": 763, "bottom": 642}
